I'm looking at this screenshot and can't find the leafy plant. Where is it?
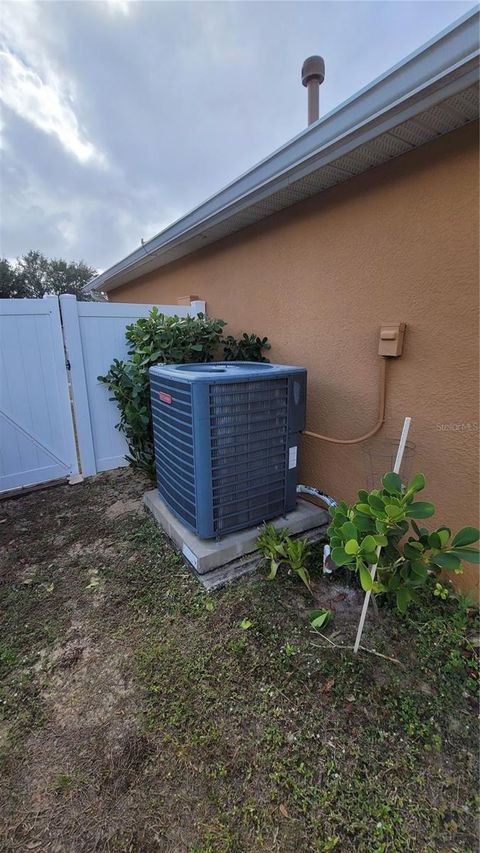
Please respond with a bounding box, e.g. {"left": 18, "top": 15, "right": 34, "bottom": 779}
{"left": 223, "top": 333, "right": 271, "bottom": 362}
{"left": 256, "top": 523, "right": 313, "bottom": 593}
{"left": 99, "top": 310, "right": 226, "bottom": 476}
{"left": 99, "top": 309, "right": 271, "bottom": 477}
{"left": 256, "top": 523, "right": 289, "bottom": 580}
{"left": 328, "top": 471, "right": 479, "bottom": 612}
{"left": 285, "top": 538, "right": 312, "bottom": 592}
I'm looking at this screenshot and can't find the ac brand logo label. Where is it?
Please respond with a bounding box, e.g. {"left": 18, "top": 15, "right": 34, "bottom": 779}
{"left": 159, "top": 391, "right": 172, "bottom": 404}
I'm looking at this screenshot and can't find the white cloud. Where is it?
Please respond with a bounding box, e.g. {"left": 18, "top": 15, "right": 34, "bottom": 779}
{"left": 103, "top": 0, "right": 131, "bottom": 17}
{"left": 0, "top": 49, "right": 104, "bottom": 165}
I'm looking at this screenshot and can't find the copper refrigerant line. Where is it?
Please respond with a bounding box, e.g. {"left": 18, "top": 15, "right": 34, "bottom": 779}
{"left": 303, "top": 356, "right": 388, "bottom": 445}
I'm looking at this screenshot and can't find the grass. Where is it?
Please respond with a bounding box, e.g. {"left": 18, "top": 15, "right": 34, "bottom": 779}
{"left": 0, "top": 469, "right": 478, "bottom": 852}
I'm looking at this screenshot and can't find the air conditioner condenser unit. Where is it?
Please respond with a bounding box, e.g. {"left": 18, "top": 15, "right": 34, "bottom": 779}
{"left": 149, "top": 362, "right": 307, "bottom": 539}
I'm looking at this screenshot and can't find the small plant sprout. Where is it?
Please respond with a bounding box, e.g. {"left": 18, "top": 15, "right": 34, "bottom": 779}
{"left": 309, "top": 608, "right": 333, "bottom": 630}
{"left": 256, "top": 524, "right": 313, "bottom": 593}
{"left": 256, "top": 523, "right": 289, "bottom": 580}
{"left": 433, "top": 582, "right": 449, "bottom": 600}
{"left": 239, "top": 619, "right": 253, "bottom": 630}
{"left": 285, "top": 538, "right": 312, "bottom": 592}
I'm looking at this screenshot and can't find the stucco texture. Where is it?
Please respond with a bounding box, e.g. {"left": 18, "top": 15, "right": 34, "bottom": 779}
{"left": 110, "top": 122, "right": 479, "bottom": 594}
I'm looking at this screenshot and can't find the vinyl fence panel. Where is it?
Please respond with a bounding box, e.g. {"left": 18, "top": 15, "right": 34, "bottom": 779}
{"left": 60, "top": 296, "right": 205, "bottom": 476}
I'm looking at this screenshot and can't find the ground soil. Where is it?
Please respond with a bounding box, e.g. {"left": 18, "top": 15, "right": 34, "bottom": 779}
{"left": 0, "top": 469, "right": 478, "bottom": 852}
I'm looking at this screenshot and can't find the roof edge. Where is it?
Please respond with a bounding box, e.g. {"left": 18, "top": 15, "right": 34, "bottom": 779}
{"left": 87, "top": 6, "right": 480, "bottom": 294}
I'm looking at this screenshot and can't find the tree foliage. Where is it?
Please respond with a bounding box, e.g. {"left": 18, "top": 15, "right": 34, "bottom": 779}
{"left": 0, "top": 251, "right": 96, "bottom": 300}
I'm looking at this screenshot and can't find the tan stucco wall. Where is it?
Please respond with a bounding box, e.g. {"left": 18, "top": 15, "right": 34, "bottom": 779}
{"left": 111, "top": 123, "right": 480, "bottom": 594}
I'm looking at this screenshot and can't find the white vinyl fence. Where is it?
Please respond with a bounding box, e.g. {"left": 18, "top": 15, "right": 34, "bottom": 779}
{"left": 0, "top": 295, "right": 205, "bottom": 494}
{"left": 0, "top": 297, "right": 79, "bottom": 493}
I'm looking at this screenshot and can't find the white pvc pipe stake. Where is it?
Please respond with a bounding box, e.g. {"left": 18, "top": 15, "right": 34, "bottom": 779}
{"left": 353, "top": 417, "right": 412, "bottom": 654}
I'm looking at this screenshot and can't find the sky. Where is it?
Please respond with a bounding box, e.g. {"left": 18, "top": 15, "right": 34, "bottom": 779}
{"left": 0, "top": 0, "right": 476, "bottom": 274}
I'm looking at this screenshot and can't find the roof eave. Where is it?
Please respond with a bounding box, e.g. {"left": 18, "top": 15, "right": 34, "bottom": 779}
{"left": 86, "top": 6, "right": 480, "bottom": 294}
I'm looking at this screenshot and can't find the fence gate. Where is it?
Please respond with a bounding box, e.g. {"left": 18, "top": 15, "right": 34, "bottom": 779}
{"left": 0, "top": 297, "right": 79, "bottom": 494}
{"left": 60, "top": 295, "right": 205, "bottom": 477}
{"left": 0, "top": 295, "right": 205, "bottom": 495}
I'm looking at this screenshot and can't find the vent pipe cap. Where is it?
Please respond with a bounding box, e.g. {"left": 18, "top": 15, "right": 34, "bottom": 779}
{"left": 301, "top": 55, "right": 325, "bottom": 87}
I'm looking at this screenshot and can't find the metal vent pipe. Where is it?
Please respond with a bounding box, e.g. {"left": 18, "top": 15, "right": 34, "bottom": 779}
{"left": 301, "top": 55, "right": 325, "bottom": 125}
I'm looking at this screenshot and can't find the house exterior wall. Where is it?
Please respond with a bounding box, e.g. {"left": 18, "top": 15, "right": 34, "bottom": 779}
{"left": 109, "top": 122, "right": 479, "bottom": 594}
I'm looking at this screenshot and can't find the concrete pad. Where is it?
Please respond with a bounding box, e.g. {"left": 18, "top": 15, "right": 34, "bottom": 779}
{"left": 143, "top": 489, "right": 329, "bottom": 588}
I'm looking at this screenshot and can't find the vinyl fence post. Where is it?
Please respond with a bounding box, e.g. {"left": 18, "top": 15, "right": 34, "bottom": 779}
{"left": 59, "top": 294, "right": 97, "bottom": 477}
{"left": 190, "top": 299, "right": 206, "bottom": 317}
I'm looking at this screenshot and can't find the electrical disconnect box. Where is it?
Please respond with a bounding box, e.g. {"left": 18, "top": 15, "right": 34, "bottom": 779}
{"left": 378, "top": 323, "right": 406, "bottom": 357}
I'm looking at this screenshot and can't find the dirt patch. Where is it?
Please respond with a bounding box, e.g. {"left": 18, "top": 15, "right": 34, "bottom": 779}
{"left": 292, "top": 578, "right": 368, "bottom": 638}
{"left": 105, "top": 498, "right": 142, "bottom": 520}
{"left": 44, "top": 640, "right": 136, "bottom": 731}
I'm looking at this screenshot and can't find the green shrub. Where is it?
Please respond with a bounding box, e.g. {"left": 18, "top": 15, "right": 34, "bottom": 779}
{"left": 99, "top": 308, "right": 270, "bottom": 477}
{"left": 223, "top": 333, "right": 270, "bottom": 362}
{"left": 327, "top": 471, "right": 479, "bottom": 612}
{"left": 99, "top": 310, "right": 226, "bottom": 477}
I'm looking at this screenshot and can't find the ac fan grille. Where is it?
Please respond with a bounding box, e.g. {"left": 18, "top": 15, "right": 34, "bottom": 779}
{"left": 209, "top": 379, "right": 288, "bottom": 534}
{"left": 150, "top": 376, "right": 196, "bottom": 528}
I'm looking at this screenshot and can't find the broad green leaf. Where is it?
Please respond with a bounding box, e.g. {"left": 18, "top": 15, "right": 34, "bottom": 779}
{"left": 345, "top": 539, "right": 359, "bottom": 555}
{"left": 385, "top": 504, "right": 403, "bottom": 520}
{"left": 382, "top": 472, "right": 402, "bottom": 494}
{"left": 428, "top": 532, "right": 442, "bottom": 549}
{"left": 361, "top": 535, "right": 378, "bottom": 553}
{"left": 437, "top": 528, "right": 450, "bottom": 547}
{"left": 358, "top": 490, "right": 369, "bottom": 502}
{"left": 374, "top": 534, "right": 388, "bottom": 547}
{"left": 410, "top": 560, "right": 428, "bottom": 581}
{"left": 239, "top": 619, "right": 253, "bottom": 630}
{"left": 405, "top": 502, "right": 435, "bottom": 519}
{"left": 396, "top": 587, "right": 411, "bottom": 614}
{"left": 356, "top": 504, "right": 373, "bottom": 516}
{"left": 430, "top": 552, "right": 461, "bottom": 572}
{"left": 406, "top": 473, "right": 425, "bottom": 494}
{"left": 355, "top": 514, "right": 375, "bottom": 532}
{"left": 450, "top": 548, "right": 480, "bottom": 565}
{"left": 331, "top": 547, "right": 353, "bottom": 567}
{"left": 404, "top": 542, "right": 424, "bottom": 560}
{"left": 341, "top": 522, "right": 358, "bottom": 541}
{"left": 359, "top": 564, "right": 373, "bottom": 591}
{"left": 364, "top": 551, "right": 379, "bottom": 565}
{"left": 367, "top": 494, "right": 385, "bottom": 511}
{"left": 451, "top": 527, "right": 480, "bottom": 548}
